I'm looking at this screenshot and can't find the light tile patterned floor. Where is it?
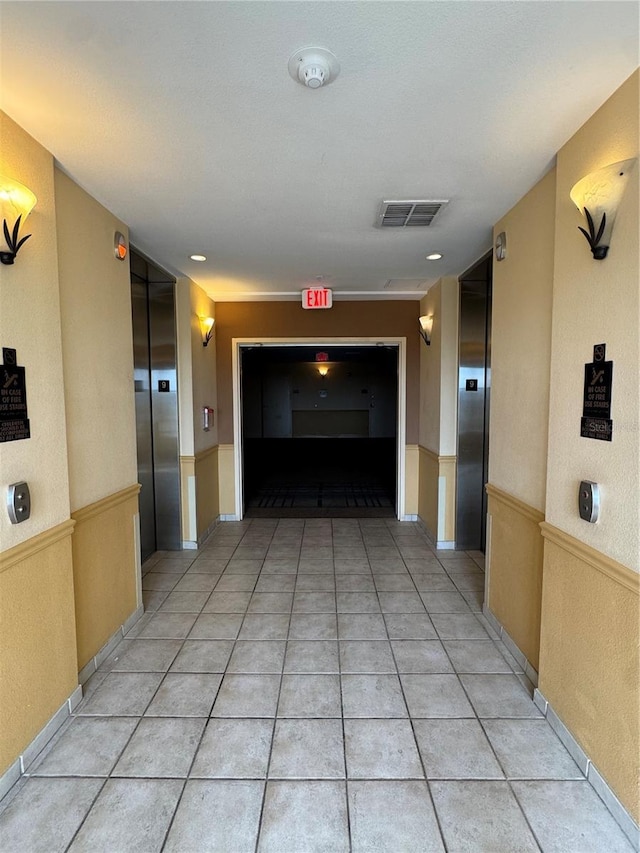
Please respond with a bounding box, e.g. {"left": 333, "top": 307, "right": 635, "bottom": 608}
{"left": 0, "top": 519, "right": 634, "bottom": 852}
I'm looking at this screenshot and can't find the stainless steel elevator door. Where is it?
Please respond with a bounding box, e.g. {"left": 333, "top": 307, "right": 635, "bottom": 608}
{"left": 131, "top": 252, "right": 181, "bottom": 560}
{"left": 456, "top": 256, "right": 492, "bottom": 551}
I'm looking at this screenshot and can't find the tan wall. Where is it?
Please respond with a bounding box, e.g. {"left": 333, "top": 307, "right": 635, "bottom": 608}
{"left": 0, "top": 113, "right": 71, "bottom": 549}
{"left": 489, "top": 169, "right": 556, "bottom": 512}
{"left": 71, "top": 486, "right": 140, "bottom": 670}
{"left": 214, "top": 301, "right": 420, "bottom": 445}
{"left": 546, "top": 70, "right": 639, "bottom": 569}
{"left": 539, "top": 525, "right": 639, "bottom": 820}
{"left": 55, "top": 169, "right": 138, "bottom": 510}
{"left": 404, "top": 445, "right": 419, "bottom": 517}
{"left": 0, "top": 523, "right": 78, "bottom": 775}
{"left": 486, "top": 486, "right": 544, "bottom": 668}
{"left": 195, "top": 446, "right": 220, "bottom": 538}
{"left": 417, "top": 277, "right": 458, "bottom": 541}
{"left": 218, "top": 444, "right": 236, "bottom": 515}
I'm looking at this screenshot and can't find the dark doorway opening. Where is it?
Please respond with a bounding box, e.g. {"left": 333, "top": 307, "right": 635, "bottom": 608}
{"left": 241, "top": 345, "right": 398, "bottom": 517}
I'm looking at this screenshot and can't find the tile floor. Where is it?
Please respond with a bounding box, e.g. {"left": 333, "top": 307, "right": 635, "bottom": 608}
{"left": 0, "top": 519, "right": 634, "bottom": 852}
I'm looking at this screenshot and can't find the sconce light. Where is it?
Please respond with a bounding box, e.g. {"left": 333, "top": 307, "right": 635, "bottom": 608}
{"left": 0, "top": 176, "right": 37, "bottom": 265}
{"left": 570, "top": 158, "right": 636, "bottom": 260}
{"left": 418, "top": 315, "right": 433, "bottom": 346}
{"left": 199, "top": 316, "right": 215, "bottom": 347}
{"left": 317, "top": 365, "right": 329, "bottom": 377}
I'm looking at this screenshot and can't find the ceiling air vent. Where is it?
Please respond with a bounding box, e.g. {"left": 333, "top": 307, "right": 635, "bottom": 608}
{"left": 377, "top": 200, "right": 448, "bottom": 227}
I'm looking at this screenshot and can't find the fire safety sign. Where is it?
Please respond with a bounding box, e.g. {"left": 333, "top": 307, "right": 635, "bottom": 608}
{"left": 302, "top": 287, "right": 333, "bottom": 309}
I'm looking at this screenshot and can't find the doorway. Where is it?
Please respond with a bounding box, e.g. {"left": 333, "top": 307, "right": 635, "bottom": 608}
{"left": 130, "top": 250, "right": 181, "bottom": 560}
{"left": 235, "top": 342, "right": 405, "bottom": 519}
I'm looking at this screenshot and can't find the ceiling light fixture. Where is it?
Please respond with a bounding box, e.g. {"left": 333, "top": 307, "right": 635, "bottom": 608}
{"left": 570, "top": 158, "right": 636, "bottom": 260}
{"left": 190, "top": 254, "right": 207, "bottom": 262}
{"left": 426, "top": 253, "right": 443, "bottom": 261}
{"left": 0, "top": 175, "right": 36, "bottom": 265}
{"left": 288, "top": 47, "right": 340, "bottom": 89}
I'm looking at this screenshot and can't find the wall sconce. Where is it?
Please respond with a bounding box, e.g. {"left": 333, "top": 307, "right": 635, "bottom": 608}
{"left": 0, "top": 176, "right": 37, "bottom": 265}
{"left": 199, "top": 316, "right": 215, "bottom": 347}
{"left": 570, "top": 158, "right": 636, "bottom": 260}
{"left": 317, "top": 365, "right": 329, "bottom": 377}
{"left": 418, "top": 315, "right": 433, "bottom": 346}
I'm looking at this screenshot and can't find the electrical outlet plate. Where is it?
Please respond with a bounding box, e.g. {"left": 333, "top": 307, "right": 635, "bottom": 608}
{"left": 579, "top": 480, "right": 599, "bottom": 523}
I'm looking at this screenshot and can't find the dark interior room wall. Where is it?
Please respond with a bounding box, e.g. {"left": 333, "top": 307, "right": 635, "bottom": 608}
{"left": 215, "top": 301, "right": 421, "bottom": 444}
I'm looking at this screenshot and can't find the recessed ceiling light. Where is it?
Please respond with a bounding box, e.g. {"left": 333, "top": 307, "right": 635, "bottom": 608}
{"left": 426, "top": 253, "right": 443, "bottom": 260}
{"left": 190, "top": 254, "right": 206, "bottom": 262}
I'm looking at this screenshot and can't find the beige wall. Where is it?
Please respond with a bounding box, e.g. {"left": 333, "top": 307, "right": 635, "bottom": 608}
{"left": 489, "top": 169, "right": 556, "bottom": 512}
{"left": 417, "top": 277, "right": 458, "bottom": 542}
{"left": 546, "top": 71, "right": 639, "bottom": 570}
{"left": 55, "top": 169, "right": 138, "bottom": 509}
{"left": 176, "top": 278, "right": 218, "bottom": 540}
{"left": 539, "top": 527, "right": 639, "bottom": 820}
{"left": 0, "top": 113, "right": 71, "bottom": 549}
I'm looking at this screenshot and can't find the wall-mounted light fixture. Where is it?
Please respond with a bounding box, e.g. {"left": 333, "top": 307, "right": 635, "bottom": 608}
{"left": 0, "top": 176, "right": 37, "bottom": 265}
{"left": 495, "top": 231, "right": 507, "bottom": 262}
{"left": 199, "top": 316, "right": 215, "bottom": 347}
{"left": 317, "top": 365, "right": 329, "bottom": 377}
{"left": 418, "top": 315, "right": 433, "bottom": 346}
{"left": 570, "top": 158, "right": 636, "bottom": 260}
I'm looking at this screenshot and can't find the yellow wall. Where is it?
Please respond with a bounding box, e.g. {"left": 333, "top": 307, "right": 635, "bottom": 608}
{"left": 0, "top": 113, "right": 71, "bottom": 549}
{"left": 418, "top": 277, "right": 458, "bottom": 542}
{"left": 0, "top": 524, "right": 78, "bottom": 775}
{"left": 546, "top": 71, "right": 639, "bottom": 569}
{"left": 540, "top": 526, "right": 639, "bottom": 819}
{"left": 71, "top": 486, "right": 140, "bottom": 670}
{"left": 537, "top": 69, "right": 640, "bottom": 823}
{"left": 195, "top": 446, "right": 220, "bottom": 537}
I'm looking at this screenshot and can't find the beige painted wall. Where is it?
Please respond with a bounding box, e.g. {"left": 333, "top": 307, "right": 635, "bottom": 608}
{"left": 0, "top": 113, "right": 71, "bottom": 549}
{"left": 418, "top": 276, "right": 458, "bottom": 542}
{"left": 0, "top": 524, "right": 78, "bottom": 775}
{"left": 539, "top": 528, "right": 639, "bottom": 820}
{"left": 55, "top": 169, "right": 138, "bottom": 510}
{"left": 489, "top": 169, "right": 556, "bottom": 512}
{"left": 546, "top": 70, "right": 639, "bottom": 570}
{"left": 72, "top": 486, "right": 140, "bottom": 670}
{"left": 176, "top": 278, "right": 218, "bottom": 539}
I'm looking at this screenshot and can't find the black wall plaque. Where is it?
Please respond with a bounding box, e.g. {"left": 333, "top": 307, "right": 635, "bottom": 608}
{"left": 581, "top": 343, "right": 613, "bottom": 442}
{"left": 466, "top": 379, "right": 478, "bottom": 391}
{"left": 1, "top": 349, "right": 30, "bottom": 442}
{"left": 158, "top": 380, "right": 170, "bottom": 392}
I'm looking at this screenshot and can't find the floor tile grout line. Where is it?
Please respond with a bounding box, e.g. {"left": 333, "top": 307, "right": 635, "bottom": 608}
{"left": 338, "top": 522, "right": 354, "bottom": 853}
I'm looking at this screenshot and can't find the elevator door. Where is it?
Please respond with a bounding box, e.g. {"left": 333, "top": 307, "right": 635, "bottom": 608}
{"left": 456, "top": 255, "right": 492, "bottom": 551}
{"left": 131, "top": 251, "right": 181, "bottom": 560}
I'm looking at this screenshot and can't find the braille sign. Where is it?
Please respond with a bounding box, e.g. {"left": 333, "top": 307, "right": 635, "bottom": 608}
{"left": 581, "top": 343, "right": 613, "bottom": 441}
{"left": 1, "top": 348, "right": 30, "bottom": 442}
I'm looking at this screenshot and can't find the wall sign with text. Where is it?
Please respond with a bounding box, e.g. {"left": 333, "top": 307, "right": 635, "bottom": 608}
{"left": 581, "top": 343, "right": 613, "bottom": 441}
{"left": 1, "top": 348, "right": 30, "bottom": 442}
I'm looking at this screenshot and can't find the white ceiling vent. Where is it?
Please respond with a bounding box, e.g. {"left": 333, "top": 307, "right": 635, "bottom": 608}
{"left": 377, "top": 200, "right": 448, "bottom": 227}
{"left": 384, "top": 279, "right": 430, "bottom": 291}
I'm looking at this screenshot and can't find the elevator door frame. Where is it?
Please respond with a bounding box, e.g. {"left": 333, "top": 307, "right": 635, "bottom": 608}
{"left": 232, "top": 338, "right": 408, "bottom": 520}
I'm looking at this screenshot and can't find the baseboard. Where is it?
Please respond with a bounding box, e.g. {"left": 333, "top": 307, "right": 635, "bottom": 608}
{"left": 197, "top": 518, "right": 219, "bottom": 546}
{"left": 483, "top": 604, "right": 638, "bottom": 847}
{"left": 436, "top": 540, "right": 455, "bottom": 550}
{"left": 482, "top": 605, "right": 538, "bottom": 687}
{"left": 77, "top": 604, "right": 144, "bottom": 685}
{"left": 401, "top": 514, "right": 418, "bottom": 522}
{"left": 534, "top": 688, "right": 640, "bottom": 848}
{"left": 0, "top": 683, "right": 83, "bottom": 803}
{"left": 219, "top": 513, "right": 240, "bottom": 522}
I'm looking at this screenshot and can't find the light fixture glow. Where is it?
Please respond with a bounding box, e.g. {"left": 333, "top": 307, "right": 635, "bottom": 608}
{"left": 190, "top": 254, "right": 207, "bottom": 262}
{"left": 425, "top": 253, "right": 443, "bottom": 261}
{"left": 317, "top": 365, "right": 329, "bottom": 377}
{"left": 199, "top": 316, "right": 215, "bottom": 347}
{"left": 418, "top": 314, "right": 433, "bottom": 346}
{"left": 0, "top": 175, "right": 37, "bottom": 265}
{"left": 569, "top": 158, "right": 637, "bottom": 259}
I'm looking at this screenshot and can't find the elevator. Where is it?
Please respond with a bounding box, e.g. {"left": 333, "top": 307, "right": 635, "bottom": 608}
{"left": 456, "top": 254, "right": 492, "bottom": 551}
{"left": 130, "top": 250, "right": 181, "bottom": 560}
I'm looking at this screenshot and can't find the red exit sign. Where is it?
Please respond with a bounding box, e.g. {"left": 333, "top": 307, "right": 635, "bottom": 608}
{"left": 302, "top": 287, "right": 333, "bottom": 310}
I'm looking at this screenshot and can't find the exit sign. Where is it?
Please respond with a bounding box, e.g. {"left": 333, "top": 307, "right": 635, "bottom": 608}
{"left": 302, "top": 287, "right": 333, "bottom": 309}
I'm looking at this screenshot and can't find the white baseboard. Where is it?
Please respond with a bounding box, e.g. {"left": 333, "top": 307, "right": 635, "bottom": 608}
{"left": 78, "top": 604, "right": 145, "bottom": 686}
{"left": 218, "top": 514, "right": 240, "bottom": 522}
{"left": 0, "top": 683, "right": 83, "bottom": 803}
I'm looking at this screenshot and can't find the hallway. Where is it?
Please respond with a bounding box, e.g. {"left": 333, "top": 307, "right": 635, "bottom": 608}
{"left": 0, "top": 519, "right": 632, "bottom": 852}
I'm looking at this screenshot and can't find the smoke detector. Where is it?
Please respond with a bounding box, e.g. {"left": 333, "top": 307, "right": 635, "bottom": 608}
{"left": 288, "top": 47, "right": 340, "bottom": 89}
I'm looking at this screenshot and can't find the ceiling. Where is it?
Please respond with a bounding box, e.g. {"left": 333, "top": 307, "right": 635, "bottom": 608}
{"left": 1, "top": 2, "right": 638, "bottom": 301}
